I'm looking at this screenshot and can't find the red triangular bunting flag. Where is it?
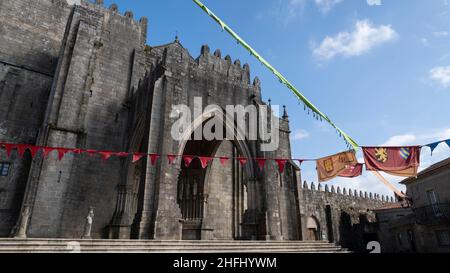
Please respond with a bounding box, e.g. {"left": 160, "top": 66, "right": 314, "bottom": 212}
{"left": 99, "top": 151, "right": 113, "bottom": 161}
{"left": 149, "top": 154, "right": 160, "bottom": 165}
{"left": 85, "top": 149, "right": 97, "bottom": 157}
{"left": 2, "top": 143, "right": 15, "bottom": 157}
{"left": 219, "top": 157, "right": 229, "bottom": 166}
{"left": 183, "top": 156, "right": 194, "bottom": 167}
{"left": 132, "top": 153, "right": 145, "bottom": 163}
{"left": 115, "top": 152, "right": 129, "bottom": 158}
{"left": 28, "top": 146, "right": 41, "bottom": 158}
{"left": 198, "top": 156, "right": 213, "bottom": 169}
{"left": 42, "top": 147, "right": 55, "bottom": 158}
{"left": 238, "top": 157, "right": 248, "bottom": 166}
{"left": 57, "top": 148, "right": 71, "bottom": 161}
{"left": 16, "top": 144, "right": 27, "bottom": 158}
{"left": 167, "top": 154, "right": 177, "bottom": 165}
{"left": 275, "top": 159, "right": 288, "bottom": 173}
{"left": 256, "top": 158, "right": 266, "bottom": 172}
{"left": 71, "top": 148, "right": 82, "bottom": 155}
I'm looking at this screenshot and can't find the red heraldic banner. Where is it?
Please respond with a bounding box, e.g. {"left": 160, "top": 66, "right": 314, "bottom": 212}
{"left": 338, "top": 163, "right": 363, "bottom": 178}
{"left": 316, "top": 150, "right": 358, "bottom": 182}
{"left": 363, "top": 146, "right": 420, "bottom": 177}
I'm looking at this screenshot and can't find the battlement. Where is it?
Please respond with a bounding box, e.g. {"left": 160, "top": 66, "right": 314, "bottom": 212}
{"left": 301, "top": 180, "right": 395, "bottom": 203}
{"left": 197, "top": 44, "right": 260, "bottom": 88}
{"left": 75, "top": 0, "right": 148, "bottom": 36}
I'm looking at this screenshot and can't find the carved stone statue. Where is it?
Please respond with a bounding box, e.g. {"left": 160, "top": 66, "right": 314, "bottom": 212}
{"left": 82, "top": 207, "right": 94, "bottom": 239}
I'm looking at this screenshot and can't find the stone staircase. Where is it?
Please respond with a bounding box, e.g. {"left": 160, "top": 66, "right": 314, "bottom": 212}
{"left": 0, "top": 239, "right": 348, "bottom": 253}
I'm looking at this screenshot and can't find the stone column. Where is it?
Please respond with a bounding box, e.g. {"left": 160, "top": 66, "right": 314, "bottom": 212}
{"left": 264, "top": 161, "right": 283, "bottom": 240}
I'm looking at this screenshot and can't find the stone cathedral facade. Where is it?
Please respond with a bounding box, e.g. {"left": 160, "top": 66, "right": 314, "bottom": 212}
{"left": 0, "top": 0, "right": 390, "bottom": 246}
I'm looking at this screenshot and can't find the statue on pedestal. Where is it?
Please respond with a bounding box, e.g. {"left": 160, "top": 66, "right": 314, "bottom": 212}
{"left": 82, "top": 207, "right": 94, "bottom": 239}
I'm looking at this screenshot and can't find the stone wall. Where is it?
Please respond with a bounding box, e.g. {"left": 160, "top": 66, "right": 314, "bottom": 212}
{"left": 24, "top": 0, "right": 148, "bottom": 238}
{"left": 299, "top": 181, "right": 394, "bottom": 249}
{"left": 1, "top": 0, "right": 302, "bottom": 241}
{"left": 0, "top": 0, "right": 72, "bottom": 236}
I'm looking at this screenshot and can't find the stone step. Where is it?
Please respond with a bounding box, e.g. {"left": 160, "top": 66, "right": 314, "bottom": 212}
{"left": 0, "top": 239, "right": 348, "bottom": 253}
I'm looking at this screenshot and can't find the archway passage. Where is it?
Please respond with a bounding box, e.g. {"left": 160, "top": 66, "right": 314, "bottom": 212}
{"left": 177, "top": 138, "right": 251, "bottom": 240}
{"left": 306, "top": 216, "right": 320, "bottom": 241}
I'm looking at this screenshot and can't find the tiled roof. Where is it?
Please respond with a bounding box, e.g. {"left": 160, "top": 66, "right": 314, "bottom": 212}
{"left": 372, "top": 202, "right": 405, "bottom": 211}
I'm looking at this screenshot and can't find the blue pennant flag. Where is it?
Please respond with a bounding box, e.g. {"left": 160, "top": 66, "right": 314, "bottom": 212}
{"left": 446, "top": 139, "right": 450, "bottom": 148}
{"left": 426, "top": 141, "right": 442, "bottom": 156}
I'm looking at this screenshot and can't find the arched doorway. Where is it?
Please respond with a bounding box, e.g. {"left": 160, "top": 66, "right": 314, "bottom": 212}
{"left": 176, "top": 108, "right": 256, "bottom": 240}
{"left": 306, "top": 216, "right": 321, "bottom": 241}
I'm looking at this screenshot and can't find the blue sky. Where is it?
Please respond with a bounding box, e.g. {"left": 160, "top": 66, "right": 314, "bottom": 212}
{"left": 99, "top": 0, "right": 450, "bottom": 197}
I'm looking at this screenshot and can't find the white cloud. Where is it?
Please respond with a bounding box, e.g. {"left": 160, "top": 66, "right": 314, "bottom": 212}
{"left": 271, "top": 0, "right": 343, "bottom": 25}
{"left": 292, "top": 129, "right": 310, "bottom": 140}
{"left": 379, "top": 129, "right": 450, "bottom": 172}
{"left": 367, "top": 0, "right": 382, "bottom": 6}
{"left": 429, "top": 66, "right": 450, "bottom": 87}
{"left": 313, "top": 20, "right": 397, "bottom": 60}
{"left": 314, "top": 0, "right": 343, "bottom": 14}
{"left": 433, "top": 31, "right": 449, "bottom": 38}
{"left": 382, "top": 134, "right": 417, "bottom": 146}
{"left": 381, "top": 129, "right": 450, "bottom": 147}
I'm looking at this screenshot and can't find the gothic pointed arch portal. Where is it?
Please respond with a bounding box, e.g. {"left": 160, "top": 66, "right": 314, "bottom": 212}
{"left": 176, "top": 107, "right": 258, "bottom": 240}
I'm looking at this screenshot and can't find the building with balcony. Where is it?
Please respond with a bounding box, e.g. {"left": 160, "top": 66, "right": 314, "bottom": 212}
{"left": 374, "top": 158, "right": 450, "bottom": 253}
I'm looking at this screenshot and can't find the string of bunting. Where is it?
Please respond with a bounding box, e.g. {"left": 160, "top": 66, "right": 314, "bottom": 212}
{"left": 191, "top": 0, "right": 359, "bottom": 151}
{"left": 1, "top": 139, "right": 448, "bottom": 177}
{"left": 0, "top": 142, "right": 307, "bottom": 173}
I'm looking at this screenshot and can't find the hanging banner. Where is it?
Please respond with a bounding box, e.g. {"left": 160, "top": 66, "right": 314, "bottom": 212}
{"left": 275, "top": 159, "right": 287, "bottom": 173}
{"left": 167, "top": 154, "right": 177, "bottom": 165}
{"left": 149, "top": 154, "right": 160, "bottom": 166}
{"left": 99, "top": 151, "right": 114, "bottom": 161}
{"left": 183, "top": 155, "right": 195, "bottom": 167}
{"left": 256, "top": 158, "right": 266, "bottom": 172}
{"left": 219, "top": 156, "right": 229, "bottom": 166}
{"left": 132, "top": 153, "right": 145, "bottom": 163}
{"left": 316, "top": 150, "right": 358, "bottom": 182}
{"left": 42, "top": 147, "right": 55, "bottom": 158}
{"left": 2, "top": 143, "right": 15, "bottom": 157}
{"left": 425, "top": 141, "right": 441, "bottom": 155}
{"left": 363, "top": 146, "right": 420, "bottom": 177}
{"left": 238, "top": 157, "right": 248, "bottom": 166}
{"left": 17, "top": 144, "right": 27, "bottom": 158}
{"left": 338, "top": 163, "right": 363, "bottom": 178}
{"left": 199, "top": 156, "right": 213, "bottom": 169}
{"left": 192, "top": 0, "right": 359, "bottom": 151}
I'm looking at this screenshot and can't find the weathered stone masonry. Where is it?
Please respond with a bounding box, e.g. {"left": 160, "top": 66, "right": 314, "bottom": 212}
{"left": 0, "top": 0, "right": 391, "bottom": 243}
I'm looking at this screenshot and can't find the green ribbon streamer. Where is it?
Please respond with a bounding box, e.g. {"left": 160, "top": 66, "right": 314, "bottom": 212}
{"left": 192, "top": 0, "right": 359, "bottom": 150}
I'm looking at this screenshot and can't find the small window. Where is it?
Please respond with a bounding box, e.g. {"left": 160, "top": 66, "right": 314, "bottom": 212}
{"left": 0, "top": 163, "right": 11, "bottom": 176}
{"left": 436, "top": 230, "right": 450, "bottom": 246}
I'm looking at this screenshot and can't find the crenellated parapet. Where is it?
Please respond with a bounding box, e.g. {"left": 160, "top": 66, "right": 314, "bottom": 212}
{"left": 77, "top": 1, "right": 148, "bottom": 44}
{"left": 300, "top": 180, "right": 395, "bottom": 203}
{"left": 196, "top": 44, "right": 260, "bottom": 91}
